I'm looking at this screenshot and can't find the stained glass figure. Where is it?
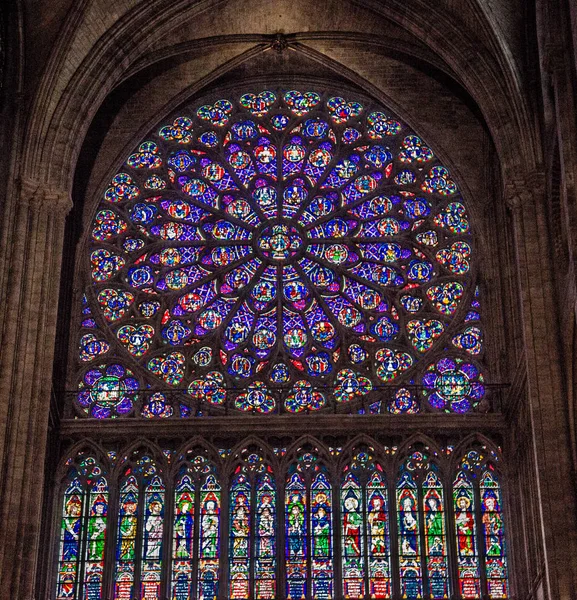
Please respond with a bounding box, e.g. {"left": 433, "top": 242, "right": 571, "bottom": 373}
{"left": 286, "top": 471, "right": 307, "bottom": 599}
{"left": 397, "top": 469, "right": 422, "bottom": 598}
{"left": 255, "top": 473, "right": 276, "bottom": 599}
{"left": 172, "top": 472, "right": 195, "bottom": 599}
{"left": 171, "top": 452, "right": 221, "bottom": 600}
{"left": 56, "top": 478, "right": 83, "bottom": 599}
{"left": 422, "top": 472, "right": 449, "bottom": 598}
{"left": 56, "top": 455, "right": 108, "bottom": 600}
{"left": 453, "top": 471, "right": 481, "bottom": 598}
{"left": 141, "top": 476, "right": 165, "bottom": 599}
{"left": 311, "top": 472, "right": 333, "bottom": 599}
{"left": 84, "top": 474, "right": 109, "bottom": 599}
{"left": 480, "top": 470, "right": 508, "bottom": 599}
{"left": 454, "top": 448, "right": 508, "bottom": 599}
{"left": 113, "top": 454, "right": 164, "bottom": 599}
{"left": 78, "top": 89, "right": 485, "bottom": 416}
{"left": 229, "top": 472, "right": 251, "bottom": 599}
{"left": 286, "top": 449, "right": 334, "bottom": 600}
{"left": 198, "top": 475, "right": 221, "bottom": 600}
{"left": 228, "top": 450, "right": 276, "bottom": 600}
{"left": 397, "top": 449, "right": 451, "bottom": 599}
{"left": 341, "top": 448, "right": 391, "bottom": 599}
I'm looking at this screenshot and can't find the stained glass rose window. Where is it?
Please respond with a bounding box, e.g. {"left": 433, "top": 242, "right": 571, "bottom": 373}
{"left": 77, "top": 89, "right": 484, "bottom": 416}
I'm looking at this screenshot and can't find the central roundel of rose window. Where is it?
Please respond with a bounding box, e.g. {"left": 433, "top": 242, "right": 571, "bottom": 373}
{"left": 257, "top": 223, "right": 303, "bottom": 261}
{"left": 80, "top": 89, "right": 485, "bottom": 416}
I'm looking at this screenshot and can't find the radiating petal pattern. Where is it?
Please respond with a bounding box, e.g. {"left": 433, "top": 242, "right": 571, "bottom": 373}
{"left": 78, "top": 89, "right": 485, "bottom": 415}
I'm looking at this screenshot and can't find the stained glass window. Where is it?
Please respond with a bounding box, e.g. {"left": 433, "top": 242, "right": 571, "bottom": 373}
{"left": 397, "top": 464, "right": 423, "bottom": 598}
{"left": 59, "top": 86, "right": 509, "bottom": 600}
{"left": 54, "top": 441, "right": 509, "bottom": 599}
{"left": 423, "top": 471, "right": 449, "bottom": 598}
{"left": 480, "top": 470, "right": 508, "bottom": 598}
{"left": 286, "top": 449, "right": 334, "bottom": 600}
{"left": 114, "top": 453, "right": 164, "bottom": 599}
{"left": 171, "top": 450, "right": 221, "bottom": 600}
{"left": 229, "top": 449, "right": 276, "bottom": 600}
{"left": 454, "top": 448, "right": 509, "bottom": 599}
{"left": 172, "top": 470, "right": 195, "bottom": 597}
{"left": 453, "top": 470, "right": 480, "bottom": 597}
{"left": 56, "top": 478, "right": 83, "bottom": 599}
{"left": 341, "top": 447, "right": 391, "bottom": 599}
{"left": 56, "top": 455, "right": 108, "bottom": 600}
{"left": 197, "top": 471, "right": 221, "bottom": 600}
{"left": 75, "top": 89, "right": 485, "bottom": 417}
{"left": 397, "top": 448, "right": 450, "bottom": 599}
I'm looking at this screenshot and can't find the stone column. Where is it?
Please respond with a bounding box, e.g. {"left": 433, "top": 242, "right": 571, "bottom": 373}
{"left": 0, "top": 179, "right": 72, "bottom": 599}
{"left": 506, "top": 177, "right": 577, "bottom": 599}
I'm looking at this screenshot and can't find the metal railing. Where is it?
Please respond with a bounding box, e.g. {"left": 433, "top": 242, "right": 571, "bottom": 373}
{"left": 59, "top": 383, "right": 509, "bottom": 418}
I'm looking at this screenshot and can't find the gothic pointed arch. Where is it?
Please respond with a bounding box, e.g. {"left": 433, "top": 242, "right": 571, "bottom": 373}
{"left": 55, "top": 450, "right": 110, "bottom": 600}
{"left": 170, "top": 443, "right": 223, "bottom": 600}
{"left": 51, "top": 84, "right": 511, "bottom": 600}
{"left": 395, "top": 441, "right": 450, "bottom": 598}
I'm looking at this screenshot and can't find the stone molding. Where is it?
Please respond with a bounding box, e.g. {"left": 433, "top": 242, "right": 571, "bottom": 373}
{"left": 21, "top": 0, "right": 538, "bottom": 199}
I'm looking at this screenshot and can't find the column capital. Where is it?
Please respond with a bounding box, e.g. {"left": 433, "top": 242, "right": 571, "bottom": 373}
{"left": 504, "top": 172, "right": 546, "bottom": 213}
{"left": 18, "top": 178, "right": 73, "bottom": 216}
{"left": 504, "top": 179, "right": 529, "bottom": 212}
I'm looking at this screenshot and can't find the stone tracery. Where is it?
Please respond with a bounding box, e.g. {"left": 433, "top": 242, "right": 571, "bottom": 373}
{"left": 77, "top": 89, "right": 486, "bottom": 417}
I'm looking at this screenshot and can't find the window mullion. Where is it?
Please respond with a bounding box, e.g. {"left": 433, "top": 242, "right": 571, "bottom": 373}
{"left": 192, "top": 472, "right": 201, "bottom": 600}
{"left": 331, "top": 469, "right": 343, "bottom": 600}
{"left": 250, "top": 474, "right": 256, "bottom": 600}
{"left": 133, "top": 475, "right": 145, "bottom": 600}
{"left": 103, "top": 477, "right": 120, "bottom": 600}
{"left": 276, "top": 470, "right": 285, "bottom": 600}
{"left": 218, "top": 471, "right": 230, "bottom": 600}
{"left": 74, "top": 480, "right": 89, "bottom": 600}
{"left": 361, "top": 473, "right": 370, "bottom": 600}
{"left": 306, "top": 472, "right": 313, "bottom": 600}
{"left": 443, "top": 476, "right": 459, "bottom": 600}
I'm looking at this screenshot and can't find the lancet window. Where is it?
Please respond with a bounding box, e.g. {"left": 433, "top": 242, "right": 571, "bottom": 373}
{"left": 285, "top": 448, "right": 335, "bottom": 599}
{"left": 396, "top": 448, "right": 449, "bottom": 598}
{"left": 53, "top": 441, "right": 508, "bottom": 599}
{"left": 55, "top": 455, "right": 108, "bottom": 600}
{"left": 172, "top": 449, "right": 222, "bottom": 600}
{"left": 341, "top": 447, "right": 391, "bottom": 598}
{"left": 228, "top": 449, "right": 276, "bottom": 600}
{"left": 114, "top": 453, "right": 165, "bottom": 599}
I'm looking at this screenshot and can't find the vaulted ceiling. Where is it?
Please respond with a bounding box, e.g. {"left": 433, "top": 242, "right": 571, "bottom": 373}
{"left": 19, "top": 0, "right": 538, "bottom": 194}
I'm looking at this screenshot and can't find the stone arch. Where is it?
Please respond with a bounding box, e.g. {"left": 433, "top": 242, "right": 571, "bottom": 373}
{"left": 226, "top": 438, "right": 279, "bottom": 479}
{"left": 338, "top": 434, "right": 391, "bottom": 473}
{"left": 450, "top": 433, "right": 505, "bottom": 479}
{"left": 394, "top": 434, "right": 448, "bottom": 475}
{"left": 20, "top": 0, "right": 537, "bottom": 198}
{"left": 55, "top": 439, "right": 110, "bottom": 481}
{"left": 113, "top": 439, "right": 167, "bottom": 479}
{"left": 171, "top": 438, "right": 223, "bottom": 480}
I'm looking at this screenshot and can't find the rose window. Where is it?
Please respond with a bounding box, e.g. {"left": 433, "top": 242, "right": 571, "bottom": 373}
{"left": 78, "top": 89, "right": 485, "bottom": 416}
